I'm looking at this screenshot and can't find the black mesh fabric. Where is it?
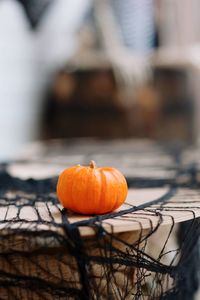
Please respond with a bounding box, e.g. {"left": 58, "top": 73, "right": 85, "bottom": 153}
{"left": 0, "top": 140, "right": 199, "bottom": 299}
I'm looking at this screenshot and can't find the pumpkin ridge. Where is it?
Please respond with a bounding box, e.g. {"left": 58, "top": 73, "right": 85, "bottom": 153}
{"left": 98, "top": 169, "right": 106, "bottom": 214}
{"left": 89, "top": 169, "right": 99, "bottom": 214}
{"left": 57, "top": 167, "right": 77, "bottom": 206}
{"left": 70, "top": 167, "right": 84, "bottom": 212}
{"left": 102, "top": 169, "right": 121, "bottom": 212}
{"left": 109, "top": 171, "right": 120, "bottom": 211}
{"left": 112, "top": 169, "right": 128, "bottom": 207}
{"left": 84, "top": 167, "right": 92, "bottom": 214}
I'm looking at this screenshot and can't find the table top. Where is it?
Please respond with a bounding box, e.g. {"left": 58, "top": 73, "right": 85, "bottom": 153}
{"left": 1, "top": 138, "right": 199, "bottom": 238}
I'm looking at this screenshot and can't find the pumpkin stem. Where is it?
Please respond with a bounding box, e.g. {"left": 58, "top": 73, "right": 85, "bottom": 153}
{"left": 89, "top": 160, "right": 96, "bottom": 168}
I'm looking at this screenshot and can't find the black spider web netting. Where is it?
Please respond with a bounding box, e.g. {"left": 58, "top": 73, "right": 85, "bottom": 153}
{"left": 0, "top": 140, "right": 200, "bottom": 300}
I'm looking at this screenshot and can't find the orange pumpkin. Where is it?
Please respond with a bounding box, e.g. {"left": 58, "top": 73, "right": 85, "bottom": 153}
{"left": 56, "top": 160, "right": 128, "bottom": 215}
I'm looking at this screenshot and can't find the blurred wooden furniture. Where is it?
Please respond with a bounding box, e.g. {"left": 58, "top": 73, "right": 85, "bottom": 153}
{"left": 41, "top": 47, "right": 197, "bottom": 143}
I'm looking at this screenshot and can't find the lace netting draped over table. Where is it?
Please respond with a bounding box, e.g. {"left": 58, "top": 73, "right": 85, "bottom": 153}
{"left": 0, "top": 139, "right": 200, "bottom": 299}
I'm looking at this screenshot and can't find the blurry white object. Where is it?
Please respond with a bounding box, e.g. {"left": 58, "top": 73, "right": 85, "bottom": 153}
{"left": 0, "top": 0, "right": 92, "bottom": 161}
{"left": 0, "top": 0, "right": 39, "bottom": 161}
{"left": 94, "top": 0, "right": 153, "bottom": 105}
{"left": 110, "top": 0, "right": 154, "bottom": 52}
{"left": 37, "top": 0, "right": 92, "bottom": 75}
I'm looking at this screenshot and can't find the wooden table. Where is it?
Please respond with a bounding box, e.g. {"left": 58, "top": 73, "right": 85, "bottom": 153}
{"left": 0, "top": 138, "right": 199, "bottom": 299}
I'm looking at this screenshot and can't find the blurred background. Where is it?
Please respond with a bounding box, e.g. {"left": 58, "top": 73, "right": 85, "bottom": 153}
{"left": 1, "top": 0, "right": 200, "bottom": 161}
